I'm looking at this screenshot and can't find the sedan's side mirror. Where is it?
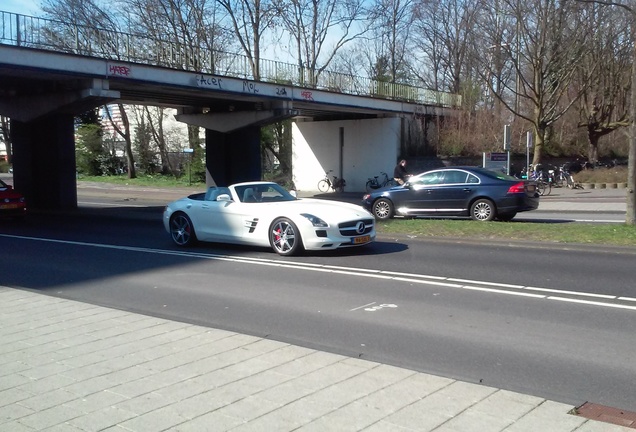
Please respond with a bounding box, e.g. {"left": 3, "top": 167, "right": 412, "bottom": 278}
{"left": 289, "top": 190, "right": 297, "bottom": 198}
{"left": 216, "top": 194, "right": 232, "bottom": 202}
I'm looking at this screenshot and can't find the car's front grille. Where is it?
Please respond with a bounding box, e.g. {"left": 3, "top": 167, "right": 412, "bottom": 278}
{"left": 338, "top": 219, "right": 374, "bottom": 236}
{"left": 3, "top": 198, "right": 23, "bottom": 204}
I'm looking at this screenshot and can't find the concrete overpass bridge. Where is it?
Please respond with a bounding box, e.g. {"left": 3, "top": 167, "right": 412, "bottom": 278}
{"left": 0, "top": 10, "right": 459, "bottom": 209}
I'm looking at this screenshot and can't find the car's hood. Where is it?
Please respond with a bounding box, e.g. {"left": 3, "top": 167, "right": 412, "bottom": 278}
{"left": 286, "top": 198, "right": 373, "bottom": 220}
{"left": 0, "top": 189, "right": 23, "bottom": 199}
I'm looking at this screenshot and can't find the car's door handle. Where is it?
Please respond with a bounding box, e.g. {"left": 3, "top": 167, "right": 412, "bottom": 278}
{"left": 463, "top": 188, "right": 472, "bottom": 192}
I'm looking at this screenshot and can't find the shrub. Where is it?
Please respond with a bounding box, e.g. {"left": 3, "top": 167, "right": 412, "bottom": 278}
{"left": 573, "top": 166, "right": 628, "bottom": 183}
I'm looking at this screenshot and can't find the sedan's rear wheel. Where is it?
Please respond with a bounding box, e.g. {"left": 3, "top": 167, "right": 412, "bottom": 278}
{"left": 497, "top": 212, "right": 517, "bottom": 222}
{"left": 269, "top": 217, "right": 303, "bottom": 256}
{"left": 373, "top": 198, "right": 394, "bottom": 220}
{"left": 170, "top": 213, "right": 197, "bottom": 246}
{"left": 470, "top": 199, "right": 496, "bottom": 221}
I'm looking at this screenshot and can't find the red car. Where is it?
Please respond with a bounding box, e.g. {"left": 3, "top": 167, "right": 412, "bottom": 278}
{"left": 0, "top": 178, "right": 26, "bottom": 218}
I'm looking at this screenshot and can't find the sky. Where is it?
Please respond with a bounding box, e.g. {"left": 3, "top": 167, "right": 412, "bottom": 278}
{"left": 1, "top": 0, "right": 42, "bottom": 16}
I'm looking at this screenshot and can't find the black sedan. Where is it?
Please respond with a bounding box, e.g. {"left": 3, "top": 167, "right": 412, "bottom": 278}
{"left": 362, "top": 166, "right": 539, "bottom": 221}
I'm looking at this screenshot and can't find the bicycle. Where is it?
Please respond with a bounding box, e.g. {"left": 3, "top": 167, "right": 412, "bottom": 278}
{"left": 317, "top": 170, "right": 346, "bottom": 193}
{"left": 556, "top": 164, "right": 582, "bottom": 189}
{"left": 527, "top": 166, "right": 551, "bottom": 196}
{"left": 365, "top": 172, "right": 397, "bottom": 193}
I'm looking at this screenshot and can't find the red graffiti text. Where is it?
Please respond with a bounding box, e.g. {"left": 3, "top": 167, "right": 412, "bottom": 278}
{"left": 109, "top": 65, "right": 131, "bottom": 76}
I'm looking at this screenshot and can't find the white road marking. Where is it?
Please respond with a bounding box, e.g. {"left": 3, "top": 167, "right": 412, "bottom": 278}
{"left": 548, "top": 297, "right": 636, "bottom": 311}
{"left": 78, "top": 201, "right": 148, "bottom": 208}
{"left": 350, "top": 302, "right": 376, "bottom": 311}
{"left": 364, "top": 303, "right": 398, "bottom": 312}
{"left": 2, "top": 233, "right": 633, "bottom": 313}
{"left": 524, "top": 286, "right": 615, "bottom": 298}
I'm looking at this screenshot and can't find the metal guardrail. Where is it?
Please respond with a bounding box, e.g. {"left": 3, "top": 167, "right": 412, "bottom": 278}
{"left": 0, "top": 10, "right": 461, "bottom": 107}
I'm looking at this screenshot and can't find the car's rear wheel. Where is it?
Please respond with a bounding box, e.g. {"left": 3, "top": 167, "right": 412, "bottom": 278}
{"left": 170, "top": 213, "right": 197, "bottom": 246}
{"left": 470, "top": 199, "right": 496, "bottom": 221}
{"left": 373, "top": 198, "right": 394, "bottom": 220}
{"left": 269, "top": 217, "right": 303, "bottom": 256}
{"left": 497, "top": 212, "right": 517, "bottom": 222}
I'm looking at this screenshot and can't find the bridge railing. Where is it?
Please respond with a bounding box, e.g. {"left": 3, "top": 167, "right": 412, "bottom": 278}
{"left": 0, "top": 10, "right": 461, "bottom": 107}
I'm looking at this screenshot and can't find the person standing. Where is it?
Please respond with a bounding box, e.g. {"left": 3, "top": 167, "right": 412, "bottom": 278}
{"left": 393, "top": 159, "right": 410, "bottom": 185}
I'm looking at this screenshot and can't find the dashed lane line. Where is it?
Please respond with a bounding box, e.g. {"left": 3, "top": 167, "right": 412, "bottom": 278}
{"left": 3, "top": 233, "right": 635, "bottom": 312}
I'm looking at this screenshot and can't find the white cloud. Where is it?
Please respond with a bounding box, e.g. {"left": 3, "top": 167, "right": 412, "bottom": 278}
{"left": 2, "top": 0, "right": 43, "bottom": 16}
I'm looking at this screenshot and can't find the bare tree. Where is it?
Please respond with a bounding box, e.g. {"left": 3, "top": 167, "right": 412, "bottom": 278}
{"left": 476, "top": 0, "right": 593, "bottom": 165}
{"left": 215, "top": 0, "right": 277, "bottom": 79}
{"left": 272, "top": 0, "right": 370, "bottom": 85}
{"left": 40, "top": 0, "right": 141, "bottom": 178}
{"left": 575, "top": 2, "right": 631, "bottom": 163}
{"left": 41, "top": 0, "right": 124, "bottom": 56}
{"left": 575, "top": 0, "right": 636, "bottom": 225}
{"left": 143, "top": 107, "right": 173, "bottom": 175}
{"left": 122, "top": 0, "right": 232, "bottom": 71}
{"left": 367, "top": 0, "right": 415, "bottom": 82}
{"left": 42, "top": 0, "right": 120, "bottom": 29}
{"left": 411, "top": 0, "right": 481, "bottom": 94}
{"left": 103, "top": 104, "right": 137, "bottom": 178}
{"left": 0, "top": 116, "right": 10, "bottom": 166}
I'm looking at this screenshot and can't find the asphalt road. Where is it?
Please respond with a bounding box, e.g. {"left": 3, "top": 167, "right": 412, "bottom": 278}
{"left": 1, "top": 182, "right": 635, "bottom": 414}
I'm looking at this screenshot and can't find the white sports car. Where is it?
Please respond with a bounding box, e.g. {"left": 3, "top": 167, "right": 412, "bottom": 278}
{"left": 163, "top": 181, "right": 376, "bottom": 256}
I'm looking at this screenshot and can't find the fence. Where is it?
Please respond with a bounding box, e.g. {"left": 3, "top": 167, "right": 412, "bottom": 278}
{"left": 0, "top": 10, "right": 461, "bottom": 107}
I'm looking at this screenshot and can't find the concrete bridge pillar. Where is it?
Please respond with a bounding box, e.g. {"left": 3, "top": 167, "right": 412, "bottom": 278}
{"left": 11, "top": 114, "right": 78, "bottom": 210}
{"left": 205, "top": 126, "right": 261, "bottom": 186}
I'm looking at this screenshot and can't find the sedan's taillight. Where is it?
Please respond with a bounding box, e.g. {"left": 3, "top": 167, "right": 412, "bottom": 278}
{"left": 507, "top": 182, "right": 526, "bottom": 194}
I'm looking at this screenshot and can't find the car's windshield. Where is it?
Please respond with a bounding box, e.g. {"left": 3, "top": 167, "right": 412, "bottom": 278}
{"left": 237, "top": 183, "right": 296, "bottom": 203}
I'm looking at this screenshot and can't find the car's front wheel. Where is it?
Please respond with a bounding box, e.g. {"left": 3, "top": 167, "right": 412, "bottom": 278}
{"left": 170, "top": 213, "right": 197, "bottom": 246}
{"left": 269, "top": 217, "right": 303, "bottom": 256}
{"left": 470, "top": 199, "right": 496, "bottom": 221}
{"left": 373, "top": 198, "right": 394, "bottom": 220}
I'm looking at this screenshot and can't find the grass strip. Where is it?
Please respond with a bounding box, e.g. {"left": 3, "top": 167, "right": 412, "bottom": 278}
{"left": 376, "top": 219, "right": 636, "bottom": 247}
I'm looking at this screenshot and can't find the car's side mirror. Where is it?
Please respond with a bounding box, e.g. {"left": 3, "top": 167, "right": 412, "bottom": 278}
{"left": 289, "top": 190, "right": 297, "bottom": 198}
{"left": 216, "top": 194, "right": 232, "bottom": 202}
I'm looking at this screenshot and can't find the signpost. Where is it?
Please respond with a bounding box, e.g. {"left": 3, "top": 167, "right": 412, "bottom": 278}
{"left": 483, "top": 152, "right": 508, "bottom": 173}
{"left": 183, "top": 148, "right": 194, "bottom": 186}
{"left": 526, "top": 131, "right": 533, "bottom": 178}
{"left": 503, "top": 124, "right": 511, "bottom": 175}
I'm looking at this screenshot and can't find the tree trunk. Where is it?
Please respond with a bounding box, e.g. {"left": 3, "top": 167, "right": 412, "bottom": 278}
{"left": 587, "top": 128, "right": 600, "bottom": 164}
{"left": 117, "top": 104, "right": 136, "bottom": 179}
{"left": 627, "top": 30, "right": 636, "bottom": 225}
{"left": 531, "top": 126, "right": 545, "bottom": 166}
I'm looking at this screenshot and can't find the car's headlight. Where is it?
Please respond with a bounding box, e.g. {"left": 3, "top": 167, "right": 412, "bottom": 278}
{"left": 301, "top": 213, "right": 328, "bottom": 227}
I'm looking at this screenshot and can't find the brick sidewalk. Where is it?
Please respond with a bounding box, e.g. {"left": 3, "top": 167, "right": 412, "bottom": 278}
{"left": 1, "top": 288, "right": 629, "bottom": 432}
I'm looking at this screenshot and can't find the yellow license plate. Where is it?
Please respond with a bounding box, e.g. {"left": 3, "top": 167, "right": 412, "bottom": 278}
{"left": 353, "top": 235, "right": 371, "bottom": 244}
{"left": 0, "top": 204, "right": 19, "bottom": 209}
